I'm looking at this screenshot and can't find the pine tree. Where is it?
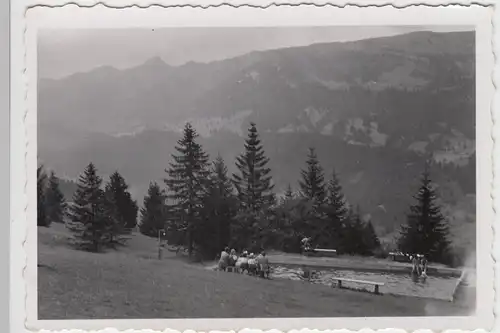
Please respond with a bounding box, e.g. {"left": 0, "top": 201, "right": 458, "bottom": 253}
{"left": 211, "top": 155, "right": 234, "bottom": 197}
{"left": 37, "top": 165, "right": 49, "bottom": 227}
{"left": 343, "top": 207, "right": 366, "bottom": 254}
{"left": 320, "top": 170, "right": 349, "bottom": 250}
{"left": 233, "top": 122, "right": 275, "bottom": 212}
{"left": 104, "top": 171, "right": 138, "bottom": 230}
{"left": 45, "top": 171, "right": 67, "bottom": 223}
{"left": 299, "top": 147, "right": 326, "bottom": 207}
{"left": 102, "top": 171, "right": 137, "bottom": 247}
{"left": 280, "top": 184, "right": 295, "bottom": 205}
{"left": 397, "top": 167, "right": 451, "bottom": 263}
{"left": 139, "top": 182, "right": 167, "bottom": 238}
{"left": 165, "top": 123, "right": 210, "bottom": 257}
{"left": 363, "top": 220, "right": 381, "bottom": 254}
{"left": 101, "top": 188, "right": 126, "bottom": 248}
{"left": 284, "top": 184, "right": 294, "bottom": 200}
{"left": 199, "top": 155, "right": 238, "bottom": 257}
{"left": 66, "top": 163, "right": 108, "bottom": 252}
{"left": 274, "top": 197, "right": 315, "bottom": 253}
{"left": 343, "top": 206, "right": 380, "bottom": 255}
{"left": 325, "top": 170, "right": 349, "bottom": 221}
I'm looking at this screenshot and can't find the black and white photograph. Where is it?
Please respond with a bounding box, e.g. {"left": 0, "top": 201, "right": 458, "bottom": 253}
{"left": 18, "top": 3, "right": 494, "bottom": 331}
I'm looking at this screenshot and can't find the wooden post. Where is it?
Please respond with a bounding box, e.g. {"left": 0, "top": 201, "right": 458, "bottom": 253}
{"left": 158, "top": 246, "right": 163, "bottom": 260}
{"left": 158, "top": 229, "right": 166, "bottom": 260}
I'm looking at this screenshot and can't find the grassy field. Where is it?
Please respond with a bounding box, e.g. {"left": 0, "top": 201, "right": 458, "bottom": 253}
{"left": 38, "top": 224, "right": 474, "bottom": 319}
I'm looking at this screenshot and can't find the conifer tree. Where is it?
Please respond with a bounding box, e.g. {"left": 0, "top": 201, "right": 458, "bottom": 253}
{"left": 363, "top": 220, "right": 381, "bottom": 255}
{"left": 102, "top": 172, "right": 136, "bottom": 247}
{"left": 139, "top": 182, "right": 167, "bottom": 238}
{"left": 320, "top": 170, "right": 349, "bottom": 250}
{"left": 343, "top": 206, "right": 380, "bottom": 255}
{"left": 284, "top": 184, "right": 294, "bottom": 200}
{"left": 211, "top": 155, "right": 234, "bottom": 197}
{"left": 299, "top": 148, "right": 326, "bottom": 207}
{"left": 233, "top": 122, "right": 275, "bottom": 212}
{"left": 66, "top": 163, "right": 109, "bottom": 252}
{"left": 325, "top": 170, "right": 348, "bottom": 220}
{"left": 397, "top": 167, "right": 451, "bottom": 263}
{"left": 104, "top": 171, "right": 138, "bottom": 231}
{"left": 101, "top": 188, "right": 127, "bottom": 248}
{"left": 343, "top": 206, "right": 366, "bottom": 254}
{"left": 45, "top": 171, "right": 67, "bottom": 223}
{"left": 199, "top": 155, "right": 237, "bottom": 257}
{"left": 280, "top": 184, "right": 295, "bottom": 205}
{"left": 37, "top": 165, "right": 49, "bottom": 227}
{"left": 165, "top": 123, "right": 210, "bottom": 257}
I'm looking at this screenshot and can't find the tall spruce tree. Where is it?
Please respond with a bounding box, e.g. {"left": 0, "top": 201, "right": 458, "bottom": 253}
{"left": 139, "top": 182, "right": 167, "bottom": 238}
{"left": 45, "top": 171, "right": 67, "bottom": 223}
{"left": 165, "top": 123, "right": 210, "bottom": 257}
{"left": 320, "top": 170, "right": 349, "bottom": 250}
{"left": 104, "top": 171, "right": 138, "bottom": 230}
{"left": 397, "top": 167, "right": 451, "bottom": 263}
{"left": 103, "top": 171, "right": 137, "bottom": 247}
{"left": 299, "top": 148, "right": 326, "bottom": 207}
{"left": 37, "top": 165, "right": 49, "bottom": 227}
{"left": 281, "top": 184, "right": 295, "bottom": 204}
{"left": 343, "top": 206, "right": 380, "bottom": 255}
{"left": 343, "top": 206, "right": 366, "bottom": 254}
{"left": 66, "top": 163, "right": 108, "bottom": 252}
{"left": 233, "top": 122, "right": 274, "bottom": 212}
{"left": 363, "top": 219, "right": 381, "bottom": 255}
{"left": 199, "top": 155, "right": 237, "bottom": 257}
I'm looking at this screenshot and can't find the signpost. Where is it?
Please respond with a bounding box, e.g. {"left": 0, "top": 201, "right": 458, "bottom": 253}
{"left": 158, "top": 229, "right": 167, "bottom": 260}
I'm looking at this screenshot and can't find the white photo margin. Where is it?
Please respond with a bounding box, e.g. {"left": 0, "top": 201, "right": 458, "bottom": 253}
{"left": 10, "top": 1, "right": 497, "bottom": 333}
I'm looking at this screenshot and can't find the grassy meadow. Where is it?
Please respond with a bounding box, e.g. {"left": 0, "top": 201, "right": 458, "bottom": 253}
{"left": 38, "top": 224, "right": 474, "bottom": 319}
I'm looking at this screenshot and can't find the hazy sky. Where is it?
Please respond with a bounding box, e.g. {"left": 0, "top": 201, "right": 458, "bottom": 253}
{"left": 38, "top": 26, "right": 471, "bottom": 79}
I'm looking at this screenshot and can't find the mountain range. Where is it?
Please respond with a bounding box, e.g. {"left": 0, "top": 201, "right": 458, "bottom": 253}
{"left": 38, "top": 30, "right": 476, "bottom": 250}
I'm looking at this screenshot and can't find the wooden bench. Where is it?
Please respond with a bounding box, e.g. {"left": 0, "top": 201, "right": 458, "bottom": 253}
{"left": 226, "top": 266, "right": 238, "bottom": 273}
{"left": 332, "top": 277, "right": 384, "bottom": 294}
{"left": 389, "top": 252, "right": 411, "bottom": 263}
{"left": 305, "top": 248, "right": 337, "bottom": 257}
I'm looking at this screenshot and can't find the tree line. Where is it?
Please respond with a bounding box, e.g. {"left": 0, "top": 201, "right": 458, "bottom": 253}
{"left": 38, "top": 122, "right": 452, "bottom": 264}
{"left": 37, "top": 164, "right": 139, "bottom": 252}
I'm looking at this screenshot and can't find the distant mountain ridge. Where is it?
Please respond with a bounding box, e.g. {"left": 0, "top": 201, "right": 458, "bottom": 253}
{"left": 38, "top": 30, "right": 475, "bottom": 250}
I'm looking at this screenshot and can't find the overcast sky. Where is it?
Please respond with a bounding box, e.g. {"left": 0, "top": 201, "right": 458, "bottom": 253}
{"left": 38, "top": 26, "right": 471, "bottom": 79}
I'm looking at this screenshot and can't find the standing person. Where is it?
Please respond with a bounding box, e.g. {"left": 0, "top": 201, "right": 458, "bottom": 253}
{"left": 301, "top": 237, "right": 311, "bottom": 253}
{"left": 257, "top": 251, "right": 270, "bottom": 278}
{"left": 420, "top": 255, "right": 428, "bottom": 278}
{"left": 218, "top": 247, "right": 230, "bottom": 271}
{"left": 411, "top": 254, "right": 420, "bottom": 279}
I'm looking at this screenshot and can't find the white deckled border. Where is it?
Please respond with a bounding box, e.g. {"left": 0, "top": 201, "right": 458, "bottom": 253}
{"left": 9, "top": 1, "right": 498, "bottom": 333}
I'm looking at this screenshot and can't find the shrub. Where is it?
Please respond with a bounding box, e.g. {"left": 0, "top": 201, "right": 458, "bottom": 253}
{"left": 373, "top": 247, "right": 389, "bottom": 259}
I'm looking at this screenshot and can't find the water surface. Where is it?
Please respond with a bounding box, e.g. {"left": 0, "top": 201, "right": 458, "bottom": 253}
{"left": 272, "top": 266, "right": 458, "bottom": 301}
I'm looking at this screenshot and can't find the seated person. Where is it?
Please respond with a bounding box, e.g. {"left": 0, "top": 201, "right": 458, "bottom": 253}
{"left": 235, "top": 253, "right": 248, "bottom": 273}
{"left": 247, "top": 254, "right": 258, "bottom": 275}
{"left": 228, "top": 249, "right": 238, "bottom": 266}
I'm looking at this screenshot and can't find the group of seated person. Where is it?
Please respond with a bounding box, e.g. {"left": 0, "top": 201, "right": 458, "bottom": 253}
{"left": 218, "top": 247, "right": 271, "bottom": 278}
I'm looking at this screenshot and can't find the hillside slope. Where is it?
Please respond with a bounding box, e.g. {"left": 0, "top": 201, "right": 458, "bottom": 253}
{"left": 38, "top": 31, "right": 476, "bottom": 248}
